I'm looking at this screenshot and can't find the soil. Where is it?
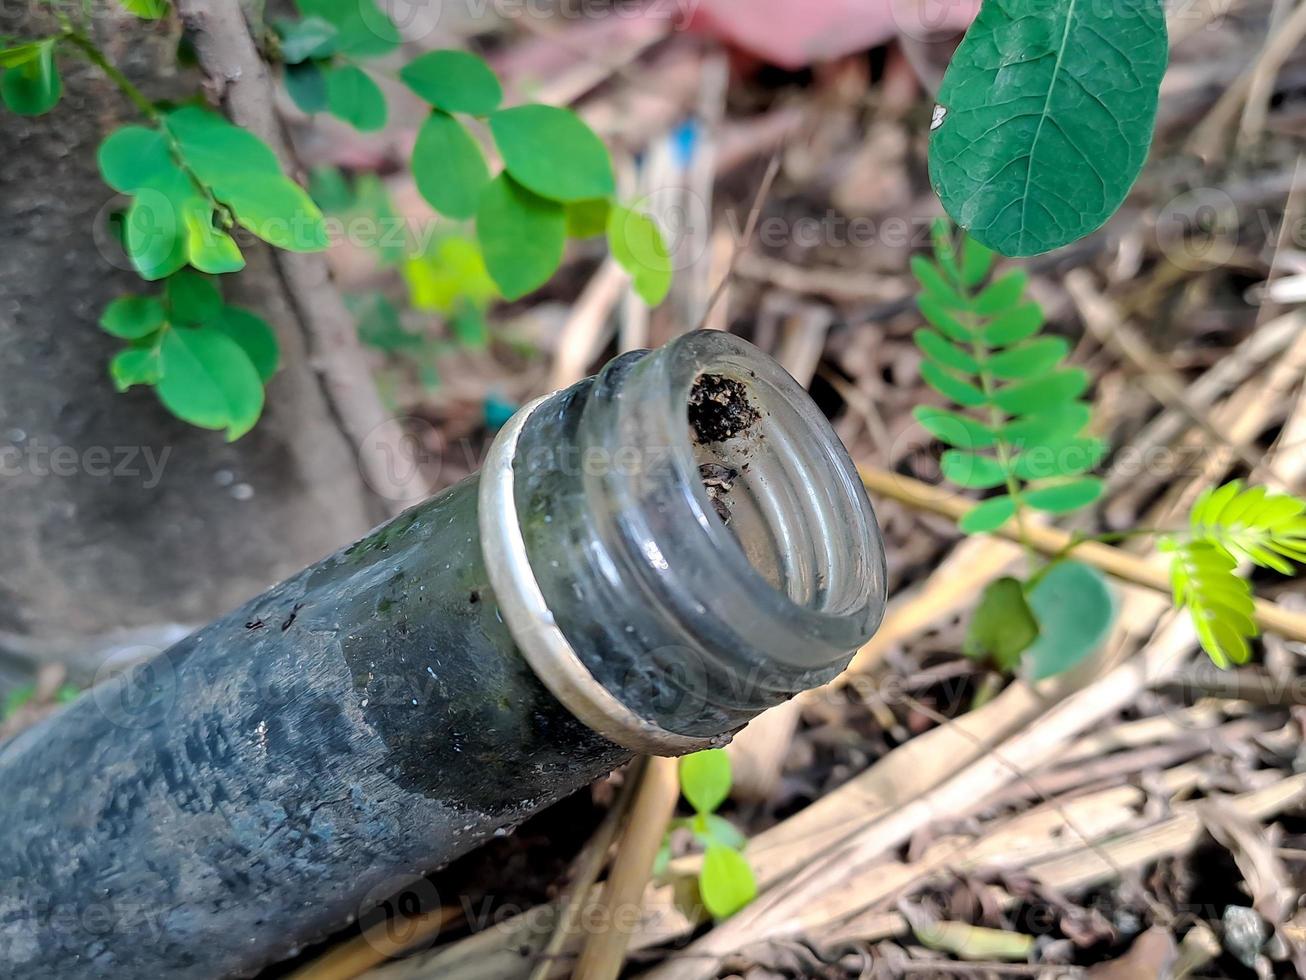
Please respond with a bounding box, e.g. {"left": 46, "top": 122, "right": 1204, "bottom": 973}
{"left": 688, "top": 373, "right": 760, "bottom": 444}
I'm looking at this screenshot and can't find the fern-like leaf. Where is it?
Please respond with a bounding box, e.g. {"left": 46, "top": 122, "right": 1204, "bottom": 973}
{"left": 1189, "top": 481, "right": 1306, "bottom": 574}
{"left": 912, "top": 221, "right": 1105, "bottom": 532}
{"left": 1167, "top": 481, "right": 1306, "bottom": 668}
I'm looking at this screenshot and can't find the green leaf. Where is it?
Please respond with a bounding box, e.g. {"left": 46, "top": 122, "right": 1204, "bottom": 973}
{"left": 991, "top": 369, "right": 1088, "bottom": 416}
{"left": 941, "top": 450, "right": 1008, "bottom": 490}
{"left": 277, "top": 17, "right": 339, "bottom": 63}
{"left": 699, "top": 845, "right": 756, "bottom": 919}
{"left": 973, "top": 270, "right": 1027, "bottom": 314}
{"left": 326, "top": 64, "right": 387, "bottom": 132}
{"left": 412, "top": 110, "right": 490, "bottom": 220}
{"left": 959, "top": 493, "right": 1017, "bottom": 534}
{"left": 352, "top": 292, "right": 421, "bottom": 352}
{"left": 295, "top": 0, "right": 400, "bottom": 58}
{"left": 110, "top": 346, "right": 162, "bottom": 391}
{"left": 100, "top": 296, "right": 166, "bottom": 339}
{"left": 2, "top": 39, "right": 60, "bottom": 115}
{"left": 212, "top": 307, "right": 279, "bottom": 381}
{"left": 120, "top": 0, "right": 170, "bottom": 18}
{"left": 607, "top": 205, "right": 672, "bottom": 306}
{"left": 679, "top": 749, "right": 730, "bottom": 815}
{"left": 400, "top": 49, "right": 502, "bottom": 115}
{"left": 566, "top": 198, "right": 612, "bottom": 239}
{"left": 1023, "top": 477, "right": 1103, "bottom": 514}
{"left": 403, "top": 235, "right": 498, "bottom": 313}
{"left": 489, "top": 104, "right": 615, "bottom": 203}
{"left": 918, "top": 294, "right": 973, "bottom": 343}
{"left": 929, "top": 0, "right": 1168, "bottom": 256}
{"left": 1170, "top": 541, "right": 1256, "bottom": 668}
{"left": 156, "top": 326, "right": 265, "bottom": 440}
{"left": 165, "top": 270, "right": 222, "bottom": 324}
{"left": 1024, "top": 561, "right": 1115, "bottom": 680}
{"left": 960, "top": 234, "right": 994, "bottom": 287}
{"left": 475, "top": 174, "right": 565, "bottom": 301}
{"left": 910, "top": 256, "right": 965, "bottom": 308}
{"left": 986, "top": 336, "right": 1069, "bottom": 380}
{"left": 124, "top": 164, "right": 195, "bottom": 281}
{"left": 1189, "top": 481, "right": 1306, "bottom": 575}
{"left": 0, "top": 44, "right": 44, "bottom": 69}
{"left": 225, "top": 177, "right": 330, "bottom": 251}
{"left": 285, "top": 60, "right": 329, "bottom": 114}
{"left": 964, "top": 576, "right": 1038, "bottom": 670}
{"left": 98, "top": 126, "right": 174, "bottom": 193}
{"left": 921, "top": 361, "right": 986, "bottom": 408}
{"left": 1003, "top": 402, "right": 1091, "bottom": 447}
{"left": 183, "top": 207, "right": 245, "bottom": 274}
{"left": 914, "top": 329, "right": 978, "bottom": 374}
{"left": 981, "top": 303, "right": 1044, "bottom": 346}
{"left": 914, "top": 406, "right": 997, "bottom": 450}
{"left": 1011, "top": 437, "right": 1105, "bottom": 481}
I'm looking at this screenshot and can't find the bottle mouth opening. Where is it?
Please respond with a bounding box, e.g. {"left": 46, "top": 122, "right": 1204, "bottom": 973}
{"left": 658, "top": 332, "right": 886, "bottom": 669}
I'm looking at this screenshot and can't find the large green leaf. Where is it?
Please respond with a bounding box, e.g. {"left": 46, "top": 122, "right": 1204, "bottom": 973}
{"left": 225, "top": 177, "right": 330, "bottom": 252}
{"left": 165, "top": 270, "right": 222, "bottom": 324}
{"left": 929, "top": 0, "right": 1168, "bottom": 256}
{"left": 1024, "top": 561, "right": 1115, "bottom": 679}
{"left": 488, "top": 104, "right": 615, "bottom": 203}
{"left": 475, "top": 174, "right": 565, "bottom": 301}
{"left": 212, "top": 307, "right": 280, "bottom": 381}
{"left": 1, "top": 39, "right": 60, "bottom": 115}
{"left": 326, "top": 64, "right": 387, "bottom": 132}
{"left": 157, "top": 327, "right": 265, "bottom": 440}
{"left": 400, "top": 49, "right": 502, "bottom": 115}
{"left": 412, "top": 110, "right": 489, "bottom": 220}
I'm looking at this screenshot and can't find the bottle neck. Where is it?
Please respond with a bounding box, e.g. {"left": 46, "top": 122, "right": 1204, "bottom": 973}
{"left": 508, "top": 331, "right": 886, "bottom": 741}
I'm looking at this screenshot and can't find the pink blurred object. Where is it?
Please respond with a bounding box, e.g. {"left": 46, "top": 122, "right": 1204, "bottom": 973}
{"left": 687, "top": 0, "right": 980, "bottom": 69}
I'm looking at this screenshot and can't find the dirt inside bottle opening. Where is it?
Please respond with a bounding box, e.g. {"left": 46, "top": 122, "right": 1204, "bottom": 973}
{"left": 689, "top": 373, "right": 760, "bottom": 525}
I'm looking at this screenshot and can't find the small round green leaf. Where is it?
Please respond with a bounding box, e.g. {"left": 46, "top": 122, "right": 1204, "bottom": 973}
{"left": 982, "top": 303, "right": 1044, "bottom": 346}
{"left": 277, "top": 16, "right": 339, "bottom": 63}
{"left": 1012, "top": 437, "right": 1105, "bottom": 481}
{"left": 183, "top": 208, "right": 245, "bottom": 275}
{"left": 929, "top": 0, "right": 1168, "bottom": 256}
{"left": 992, "top": 369, "right": 1089, "bottom": 417}
{"left": 125, "top": 165, "right": 196, "bottom": 281}
{"left": 475, "top": 174, "right": 565, "bottom": 301}
{"left": 679, "top": 749, "right": 731, "bottom": 815}
{"left": 973, "top": 270, "right": 1027, "bottom": 315}
{"left": 920, "top": 361, "right": 986, "bottom": 408}
{"left": 1003, "top": 402, "right": 1091, "bottom": 448}
{"left": 699, "top": 845, "right": 756, "bottom": 919}
{"left": 914, "top": 329, "right": 978, "bottom": 374}
{"left": 987, "top": 336, "right": 1069, "bottom": 380}
{"left": 965, "top": 576, "right": 1038, "bottom": 670}
{"left": 489, "top": 104, "right": 615, "bottom": 203}
{"left": 110, "top": 346, "right": 163, "bottom": 391}
{"left": 157, "top": 326, "right": 265, "bottom": 440}
{"left": 918, "top": 295, "right": 973, "bottom": 342}
{"left": 607, "top": 205, "right": 672, "bottom": 306}
{"left": 285, "top": 60, "right": 329, "bottom": 115}
{"left": 910, "top": 256, "right": 966, "bottom": 309}
{"left": 960, "top": 235, "right": 994, "bottom": 287}
{"left": 100, "top": 296, "right": 166, "bottom": 339}
{"left": 165, "top": 270, "right": 222, "bottom": 324}
{"left": 296, "top": 0, "right": 400, "bottom": 58}
{"left": 1024, "top": 561, "right": 1115, "bottom": 680}
{"left": 98, "top": 126, "right": 175, "bottom": 194}
{"left": 400, "top": 49, "right": 502, "bottom": 115}
{"left": 326, "top": 64, "right": 387, "bottom": 132}
{"left": 212, "top": 307, "right": 279, "bottom": 381}
{"left": 412, "top": 110, "right": 489, "bottom": 220}
{"left": 2, "top": 39, "right": 61, "bottom": 116}
{"left": 958, "top": 493, "right": 1016, "bottom": 534}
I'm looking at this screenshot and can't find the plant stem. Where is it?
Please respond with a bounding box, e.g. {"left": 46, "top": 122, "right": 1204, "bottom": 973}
{"left": 60, "top": 26, "right": 160, "bottom": 123}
